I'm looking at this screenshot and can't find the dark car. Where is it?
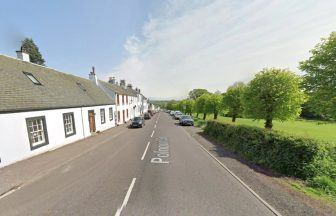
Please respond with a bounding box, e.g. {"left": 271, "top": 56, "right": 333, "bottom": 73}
{"left": 144, "top": 113, "right": 151, "bottom": 120}
{"left": 179, "top": 115, "right": 194, "bottom": 126}
{"left": 130, "top": 117, "right": 145, "bottom": 128}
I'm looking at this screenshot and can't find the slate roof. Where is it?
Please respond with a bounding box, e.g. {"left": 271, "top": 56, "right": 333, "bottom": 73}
{"left": 0, "top": 55, "right": 114, "bottom": 113}
{"left": 99, "top": 81, "right": 138, "bottom": 97}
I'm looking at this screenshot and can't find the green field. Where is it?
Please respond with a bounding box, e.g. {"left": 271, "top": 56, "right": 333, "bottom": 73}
{"left": 192, "top": 114, "right": 336, "bottom": 144}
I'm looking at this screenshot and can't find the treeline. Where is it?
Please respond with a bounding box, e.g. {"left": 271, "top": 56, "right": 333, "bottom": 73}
{"left": 164, "top": 32, "right": 336, "bottom": 129}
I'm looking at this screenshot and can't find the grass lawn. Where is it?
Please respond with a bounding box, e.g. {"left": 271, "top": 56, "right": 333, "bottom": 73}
{"left": 192, "top": 113, "right": 336, "bottom": 144}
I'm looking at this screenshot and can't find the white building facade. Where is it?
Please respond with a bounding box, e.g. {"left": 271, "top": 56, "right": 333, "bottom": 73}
{"left": 0, "top": 54, "right": 116, "bottom": 168}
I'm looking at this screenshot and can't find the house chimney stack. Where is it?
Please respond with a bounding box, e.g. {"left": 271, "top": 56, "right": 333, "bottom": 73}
{"left": 127, "top": 84, "right": 132, "bottom": 89}
{"left": 89, "top": 66, "right": 99, "bottom": 86}
{"left": 16, "top": 46, "right": 30, "bottom": 62}
{"left": 108, "top": 77, "right": 116, "bottom": 84}
{"left": 120, "top": 79, "right": 126, "bottom": 88}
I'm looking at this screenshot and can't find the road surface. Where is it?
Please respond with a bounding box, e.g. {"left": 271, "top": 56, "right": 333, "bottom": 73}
{"left": 0, "top": 112, "right": 277, "bottom": 216}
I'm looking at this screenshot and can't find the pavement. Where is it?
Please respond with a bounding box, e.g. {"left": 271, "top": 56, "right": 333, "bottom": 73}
{"left": 0, "top": 112, "right": 287, "bottom": 215}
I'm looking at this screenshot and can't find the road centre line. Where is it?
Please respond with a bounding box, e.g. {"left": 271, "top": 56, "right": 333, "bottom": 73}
{"left": 151, "top": 130, "right": 155, "bottom": 137}
{"left": 181, "top": 128, "right": 282, "bottom": 216}
{"left": 115, "top": 178, "right": 136, "bottom": 216}
{"left": 154, "top": 124, "right": 157, "bottom": 128}
{"left": 141, "top": 141, "right": 151, "bottom": 160}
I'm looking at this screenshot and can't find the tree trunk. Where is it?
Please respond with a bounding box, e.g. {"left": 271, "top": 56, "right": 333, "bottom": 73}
{"left": 265, "top": 118, "right": 273, "bottom": 129}
{"left": 196, "top": 112, "right": 199, "bottom": 118}
{"left": 214, "top": 112, "right": 218, "bottom": 119}
{"left": 203, "top": 113, "right": 207, "bottom": 120}
{"left": 232, "top": 115, "right": 236, "bottom": 122}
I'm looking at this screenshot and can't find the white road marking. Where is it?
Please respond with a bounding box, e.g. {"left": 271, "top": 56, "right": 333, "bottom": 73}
{"left": 151, "top": 130, "right": 155, "bottom": 137}
{"left": 115, "top": 178, "right": 136, "bottom": 216}
{"left": 154, "top": 124, "right": 157, "bottom": 128}
{"left": 0, "top": 186, "right": 21, "bottom": 200}
{"left": 181, "top": 128, "right": 282, "bottom": 216}
{"left": 141, "top": 141, "right": 151, "bottom": 160}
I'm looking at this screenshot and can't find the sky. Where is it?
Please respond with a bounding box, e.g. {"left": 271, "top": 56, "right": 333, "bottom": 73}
{"left": 1, "top": 0, "right": 336, "bottom": 99}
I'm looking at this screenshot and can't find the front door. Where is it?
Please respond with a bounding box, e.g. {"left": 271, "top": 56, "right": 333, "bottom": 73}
{"left": 88, "top": 110, "right": 96, "bottom": 132}
{"left": 122, "top": 110, "right": 125, "bottom": 123}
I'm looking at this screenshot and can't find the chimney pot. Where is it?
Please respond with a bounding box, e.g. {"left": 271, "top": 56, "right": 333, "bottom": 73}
{"left": 127, "top": 83, "right": 132, "bottom": 89}
{"left": 16, "top": 46, "right": 30, "bottom": 62}
{"left": 120, "top": 80, "right": 126, "bottom": 88}
{"left": 108, "top": 77, "right": 116, "bottom": 84}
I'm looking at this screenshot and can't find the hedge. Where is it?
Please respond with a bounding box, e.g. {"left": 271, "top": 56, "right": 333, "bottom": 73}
{"left": 204, "top": 121, "right": 336, "bottom": 180}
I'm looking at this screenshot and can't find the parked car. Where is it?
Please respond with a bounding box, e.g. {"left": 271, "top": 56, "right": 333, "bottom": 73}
{"left": 174, "top": 111, "right": 182, "bottom": 120}
{"left": 179, "top": 115, "right": 194, "bottom": 126}
{"left": 144, "top": 113, "right": 151, "bottom": 120}
{"left": 148, "top": 110, "right": 154, "bottom": 116}
{"left": 170, "top": 111, "right": 175, "bottom": 116}
{"left": 130, "top": 117, "right": 145, "bottom": 128}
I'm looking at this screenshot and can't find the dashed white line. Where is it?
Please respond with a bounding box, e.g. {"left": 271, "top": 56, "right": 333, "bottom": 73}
{"left": 141, "top": 141, "right": 151, "bottom": 160}
{"left": 154, "top": 124, "right": 157, "bottom": 129}
{"left": 150, "top": 130, "right": 155, "bottom": 137}
{"left": 115, "top": 178, "right": 136, "bottom": 216}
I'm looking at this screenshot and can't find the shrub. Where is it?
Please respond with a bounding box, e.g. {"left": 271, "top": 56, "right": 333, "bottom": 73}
{"left": 308, "top": 175, "right": 336, "bottom": 197}
{"left": 204, "top": 121, "right": 336, "bottom": 180}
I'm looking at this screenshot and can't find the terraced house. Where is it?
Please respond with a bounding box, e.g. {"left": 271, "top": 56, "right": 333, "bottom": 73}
{"left": 89, "top": 71, "right": 148, "bottom": 125}
{"left": 0, "top": 51, "right": 148, "bottom": 168}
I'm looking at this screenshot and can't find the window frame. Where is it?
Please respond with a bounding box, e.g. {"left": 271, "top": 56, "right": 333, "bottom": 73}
{"left": 109, "top": 107, "right": 113, "bottom": 121}
{"left": 100, "top": 108, "right": 106, "bottom": 124}
{"left": 23, "top": 71, "right": 42, "bottom": 85}
{"left": 63, "top": 112, "right": 76, "bottom": 138}
{"left": 25, "top": 116, "right": 49, "bottom": 150}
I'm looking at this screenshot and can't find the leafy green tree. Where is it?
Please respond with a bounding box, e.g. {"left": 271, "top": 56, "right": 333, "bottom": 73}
{"left": 299, "top": 32, "right": 336, "bottom": 119}
{"left": 222, "top": 82, "right": 246, "bottom": 122}
{"left": 244, "top": 68, "right": 305, "bottom": 129}
{"left": 188, "top": 89, "right": 209, "bottom": 100}
{"left": 21, "top": 38, "right": 45, "bottom": 65}
{"left": 196, "top": 94, "right": 211, "bottom": 120}
{"left": 205, "top": 93, "right": 222, "bottom": 119}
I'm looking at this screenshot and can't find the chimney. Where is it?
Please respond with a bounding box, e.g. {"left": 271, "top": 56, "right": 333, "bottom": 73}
{"left": 108, "top": 77, "right": 116, "bottom": 84}
{"left": 89, "top": 66, "right": 99, "bottom": 86}
{"left": 120, "top": 79, "right": 126, "bottom": 88}
{"left": 16, "top": 46, "right": 30, "bottom": 62}
{"left": 127, "top": 83, "right": 132, "bottom": 89}
{"left": 137, "top": 88, "right": 141, "bottom": 93}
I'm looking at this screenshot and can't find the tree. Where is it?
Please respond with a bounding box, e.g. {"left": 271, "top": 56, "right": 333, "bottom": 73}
{"left": 205, "top": 93, "right": 222, "bottom": 119}
{"left": 299, "top": 32, "right": 336, "bottom": 119}
{"left": 196, "top": 94, "right": 211, "bottom": 120}
{"left": 188, "top": 89, "right": 209, "bottom": 100}
{"left": 244, "top": 68, "right": 305, "bottom": 129}
{"left": 222, "top": 82, "right": 246, "bottom": 122}
{"left": 21, "top": 38, "right": 45, "bottom": 65}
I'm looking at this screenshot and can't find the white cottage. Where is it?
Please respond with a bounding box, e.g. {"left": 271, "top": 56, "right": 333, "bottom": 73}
{"left": 0, "top": 53, "right": 116, "bottom": 168}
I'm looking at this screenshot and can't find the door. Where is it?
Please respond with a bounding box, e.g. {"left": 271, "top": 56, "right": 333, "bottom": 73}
{"left": 88, "top": 110, "right": 96, "bottom": 132}
{"left": 122, "top": 110, "right": 125, "bottom": 123}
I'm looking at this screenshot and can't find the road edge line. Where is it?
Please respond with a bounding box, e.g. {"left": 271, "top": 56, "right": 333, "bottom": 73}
{"left": 182, "top": 128, "right": 282, "bottom": 216}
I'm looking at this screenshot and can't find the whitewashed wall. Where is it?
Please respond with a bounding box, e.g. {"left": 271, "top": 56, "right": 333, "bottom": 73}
{"left": 0, "top": 105, "right": 116, "bottom": 168}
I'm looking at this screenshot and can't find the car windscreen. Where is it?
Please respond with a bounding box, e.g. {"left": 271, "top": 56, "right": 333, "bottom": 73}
{"left": 181, "top": 115, "right": 191, "bottom": 119}
{"left": 133, "top": 117, "right": 142, "bottom": 121}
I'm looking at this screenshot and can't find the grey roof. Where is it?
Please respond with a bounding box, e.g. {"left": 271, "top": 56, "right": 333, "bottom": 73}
{"left": 0, "top": 55, "right": 114, "bottom": 113}
{"left": 99, "top": 80, "right": 138, "bottom": 97}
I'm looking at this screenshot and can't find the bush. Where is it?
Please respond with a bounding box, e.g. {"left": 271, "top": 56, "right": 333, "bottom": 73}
{"left": 204, "top": 121, "right": 336, "bottom": 180}
{"left": 308, "top": 175, "right": 336, "bottom": 197}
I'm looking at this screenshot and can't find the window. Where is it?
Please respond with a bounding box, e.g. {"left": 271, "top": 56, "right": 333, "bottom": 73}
{"left": 126, "top": 109, "right": 129, "bottom": 118}
{"left": 126, "top": 96, "right": 128, "bottom": 104}
{"left": 100, "top": 108, "right": 106, "bottom": 124}
{"left": 118, "top": 111, "right": 120, "bottom": 122}
{"left": 26, "top": 116, "right": 49, "bottom": 150}
{"left": 109, "top": 107, "right": 113, "bottom": 121}
{"left": 116, "top": 94, "right": 119, "bottom": 105}
{"left": 63, "top": 112, "right": 76, "bottom": 137}
{"left": 76, "top": 82, "right": 86, "bottom": 92}
{"left": 23, "top": 72, "right": 42, "bottom": 85}
{"left": 122, "top": 95, "right": 125, "bottom": 104}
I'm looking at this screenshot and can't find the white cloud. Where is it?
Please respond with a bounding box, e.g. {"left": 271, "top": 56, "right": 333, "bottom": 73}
{"left": 107, "top": 0, "right": 336, "bottom": 99}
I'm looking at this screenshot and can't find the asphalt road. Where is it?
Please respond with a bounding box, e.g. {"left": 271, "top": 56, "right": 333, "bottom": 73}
{"left": 0, "top": 112, "right": 277, "bottom": 216}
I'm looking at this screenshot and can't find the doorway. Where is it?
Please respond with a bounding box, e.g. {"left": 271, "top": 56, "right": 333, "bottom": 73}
{"left": 88, "top": 110, "right": 96, "bottom": 133}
